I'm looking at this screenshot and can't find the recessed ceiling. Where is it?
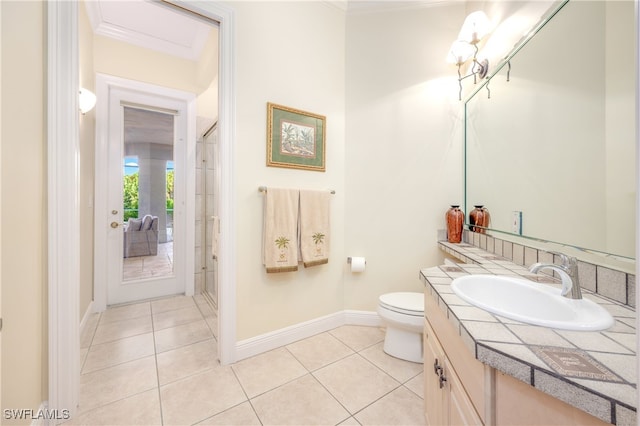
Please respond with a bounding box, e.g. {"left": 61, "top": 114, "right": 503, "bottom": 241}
{"left": 84, "top": 0, "right": 212, "bottom": 61}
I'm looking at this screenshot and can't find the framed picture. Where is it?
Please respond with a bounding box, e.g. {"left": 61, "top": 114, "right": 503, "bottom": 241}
{"left": 267, "top": 102, "right": 326, "bottom": 172}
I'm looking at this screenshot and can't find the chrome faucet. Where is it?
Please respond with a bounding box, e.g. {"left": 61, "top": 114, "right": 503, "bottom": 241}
{"left": 529, "top": 253, "right": 582, "bottom": 299}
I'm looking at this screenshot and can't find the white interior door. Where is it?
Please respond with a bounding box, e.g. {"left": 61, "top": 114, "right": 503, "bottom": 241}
{"left": 100, "top": 82, "right": 194, "bottom": 306}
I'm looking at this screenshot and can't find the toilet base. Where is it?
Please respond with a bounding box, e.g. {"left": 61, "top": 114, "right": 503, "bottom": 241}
{"left": 383, "top": 326, "right": 424, "bottom": 364}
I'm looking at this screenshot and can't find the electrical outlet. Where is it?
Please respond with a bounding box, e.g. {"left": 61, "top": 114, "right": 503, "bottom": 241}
{"left": 512, "top": 211, "right": 522, "bottom": 235}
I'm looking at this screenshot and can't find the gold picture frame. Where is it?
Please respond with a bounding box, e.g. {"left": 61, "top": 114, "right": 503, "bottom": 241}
{"left": 267, "top": 103, "right": 326, "bottom": 172}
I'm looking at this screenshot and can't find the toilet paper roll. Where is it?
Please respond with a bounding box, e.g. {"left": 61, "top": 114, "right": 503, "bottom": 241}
{"left": 350, "top": 257, "right": 366, "bottom": 273}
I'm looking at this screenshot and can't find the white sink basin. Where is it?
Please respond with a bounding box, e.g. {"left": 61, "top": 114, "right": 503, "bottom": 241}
{"left": 451, "top": 275, "right": 614, "bottom": 331}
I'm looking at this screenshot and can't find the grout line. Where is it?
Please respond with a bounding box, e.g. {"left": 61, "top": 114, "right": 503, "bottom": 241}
{"left": 79, "top": 299, "right": 422, "bottom": 425}
{"left": 149, "top": 300, "right": 166, "bottom": 426}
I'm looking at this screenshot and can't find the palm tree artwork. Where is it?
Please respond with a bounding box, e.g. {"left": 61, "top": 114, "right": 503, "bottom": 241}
{"left": 280, "top": 121, "right": 315, "bottom": 158}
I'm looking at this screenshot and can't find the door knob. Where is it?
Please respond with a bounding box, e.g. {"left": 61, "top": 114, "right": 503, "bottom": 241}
{"left": 110, "top": 222, "right": 120, "bottom": 229}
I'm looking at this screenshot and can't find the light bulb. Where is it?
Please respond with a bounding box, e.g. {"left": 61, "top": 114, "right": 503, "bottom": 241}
{"left": 458, "top": 11, "right": 490, "bottom": 45}
{"left": 447, "top": 40, "right": 474, "bottom": 66}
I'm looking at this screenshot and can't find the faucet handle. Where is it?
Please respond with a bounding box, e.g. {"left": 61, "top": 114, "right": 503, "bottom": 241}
{"left": 547, "top": 251, "right": 573, "bottom": 267}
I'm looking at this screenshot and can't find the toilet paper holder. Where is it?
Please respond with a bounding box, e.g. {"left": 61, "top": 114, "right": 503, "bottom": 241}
{"left": 347, "top": 256, "right": 367, "bottom": 272}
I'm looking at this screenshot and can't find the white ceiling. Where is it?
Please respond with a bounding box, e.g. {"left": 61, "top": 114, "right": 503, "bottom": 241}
{"left": 84, "top": 0, "right": 213, "bottom": 61}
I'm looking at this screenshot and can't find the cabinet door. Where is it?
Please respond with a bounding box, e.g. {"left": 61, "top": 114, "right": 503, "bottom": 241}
{"left": 424, "top": 320, "right": 447, "bottom": 426}
{"left": 446, "top": 357, "right": 483, "bottom": 426}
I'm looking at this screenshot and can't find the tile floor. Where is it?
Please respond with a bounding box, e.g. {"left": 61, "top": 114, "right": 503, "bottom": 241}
{"left": 123, "top": 242, "right": 174, "bottom": 281}
{"left": 70, "top": 295, "right": 425, "bottom": 425}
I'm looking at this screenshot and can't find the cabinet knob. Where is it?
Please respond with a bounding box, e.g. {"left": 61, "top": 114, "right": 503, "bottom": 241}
{"left": 439, "top": 371, "right": 447, "bottom": 389}
{"left": 434, "top": 359, "right": 443, "bottom": 376}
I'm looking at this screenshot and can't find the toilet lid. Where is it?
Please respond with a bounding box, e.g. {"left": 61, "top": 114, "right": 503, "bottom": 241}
{"left": 379, "top": 292, "right": 424, "bottom": 315}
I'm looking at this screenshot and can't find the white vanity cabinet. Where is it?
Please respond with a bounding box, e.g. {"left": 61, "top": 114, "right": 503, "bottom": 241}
{"left": 424, "top": 318, "right": 483, "bottom": 426}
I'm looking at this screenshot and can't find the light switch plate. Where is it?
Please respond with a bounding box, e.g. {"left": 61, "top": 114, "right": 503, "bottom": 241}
{"left": 512, "top": 211, "right": 522, "bottom": 234}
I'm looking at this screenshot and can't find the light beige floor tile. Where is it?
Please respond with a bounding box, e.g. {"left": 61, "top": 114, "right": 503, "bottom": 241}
{"left": 329, "top": 325, "right": 385, "bottom": 352}
{"left": 100, "top": 301, "right": 151, "bottom": 324}
{"left": 405, "top": 372, "right": 424, "bottom": 399}
{"left": 79, "top": 347, "right": 89, "bottom": 372}
{"left": 154, "top": 319, "right": 213, "bottom": 353}
{"left": 196, "top": 401, "right": 261, "bottom": 425}
{"left": 193, "top": 293, "right": 208, "bottom": 306}
{"left": 153, "top": 305, "right": 204, "bottom": 331}
{"left": 286, "top": 331, "right": 354, "bottom": 371}
{"left": 338, "top": 417, "right": 362, "bottom": 425}
{"left": 92, "top": 315, "right": 153, "bottom": 345}
{"left": 354, "top": 386, "right": 425, "bottom": 426}
{"left": 360, "top": 342, "right": 424, "bottom": 383}
{"left": 251, "top": 374, "right": 350, "bottom": 425}
{"left": 82, "top": 333, "right": 155, "bottom": 374}
{"left": 313, "top": 354, "right": 399, "bottom": 414}
{"left": 63, "top": 389, "right": 161, "bottom": 425}
{"left": 80, "top": 313, "right": 100, "bottom": 349}
{"left": 157, "top": 338, "right": 219, "bottom": 385}
{"left": 78, "top": 356, "right": 158, "bottom": 413}
{"left": 205, "top": 315, "right": 218, "bottom": 338}
{"left": 160, "top": 367, "right": 247, "bottom": 425}
{"left": 151, "top": 295, "right": 196, "bottom": 314}
{"left": 196, "top": 300, "right": 216, "bottom": 318}
{"left": 232, "top": 347, "right": 308, "bottom": 398}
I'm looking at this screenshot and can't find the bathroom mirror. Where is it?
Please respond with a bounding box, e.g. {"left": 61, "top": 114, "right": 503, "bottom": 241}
{"left": 465, "top": 0, "right": 636, "bottom": 264}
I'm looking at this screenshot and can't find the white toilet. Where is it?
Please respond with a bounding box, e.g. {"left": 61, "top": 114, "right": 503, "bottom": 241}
{"left": 377, "top": 292, "right": 424, "bottom": 363}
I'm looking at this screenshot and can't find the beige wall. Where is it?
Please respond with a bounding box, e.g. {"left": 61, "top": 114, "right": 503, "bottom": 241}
{"left": 1, "top": 0, "right": 47, "bottom": 419}
{"left": 229, "top": 1, "right": 348, "bottom": 340}
{"left": 343, "top": 4, "right": 465, "bottom": 311}
{"left": 93, "top": 36, "right": 202, "bottom": 95}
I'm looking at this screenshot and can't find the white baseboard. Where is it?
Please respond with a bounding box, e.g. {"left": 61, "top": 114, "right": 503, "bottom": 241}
{"left": 235, "top": 310, "right": 382, "bottom": 361}
{"left": 79, "top": 300, "right": 95, "bottom": 336}
{"left": 344, "top": 309, "right": 383, "bottom": 327}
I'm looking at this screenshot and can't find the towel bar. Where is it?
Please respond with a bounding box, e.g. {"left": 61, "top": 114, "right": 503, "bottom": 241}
{"left": 258, "top": 186, "right": 335, "bottom": 194}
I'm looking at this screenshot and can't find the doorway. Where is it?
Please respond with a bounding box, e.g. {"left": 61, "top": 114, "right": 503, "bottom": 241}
{"left": 95, "top": 80, "right": 194, "bottom": 307}
{"left": 47, "top": 0, "right": 237, "bottom": 417}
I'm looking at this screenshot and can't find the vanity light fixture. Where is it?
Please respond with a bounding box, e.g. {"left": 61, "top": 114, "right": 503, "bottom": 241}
{"left": 447, "top": 11, "right": 492, "bottom": 101}
{"left": 79, "top": 88, "right": 97, "bottom": 114}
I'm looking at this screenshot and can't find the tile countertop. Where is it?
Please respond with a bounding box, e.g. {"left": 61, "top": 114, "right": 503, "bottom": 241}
{"left": 421, "top": 241, "right": 637, "bottom": 425}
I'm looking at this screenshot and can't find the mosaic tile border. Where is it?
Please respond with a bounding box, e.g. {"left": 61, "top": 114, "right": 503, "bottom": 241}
{"left": 532, "top": 346, "right": 625, "bottom": 383}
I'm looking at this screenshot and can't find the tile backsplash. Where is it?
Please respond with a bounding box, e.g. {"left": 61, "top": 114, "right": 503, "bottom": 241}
{"left": 438, "top": 229, "right": 637, "bottom": 308}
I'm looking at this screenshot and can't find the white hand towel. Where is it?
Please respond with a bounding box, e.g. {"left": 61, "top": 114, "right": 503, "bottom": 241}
{"left": 263, "top": 188, "right": 300, "bottom": 273}
{"left": 299, "top": 189, "right": 330, "bottom": 268}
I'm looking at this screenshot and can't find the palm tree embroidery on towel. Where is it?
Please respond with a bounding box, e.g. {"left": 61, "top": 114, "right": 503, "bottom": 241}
{"left": 275, "top": 236, "right": 290, "bottom": 262}
{"left": 312, "top": 232, "right": 325, "bottom": 256}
